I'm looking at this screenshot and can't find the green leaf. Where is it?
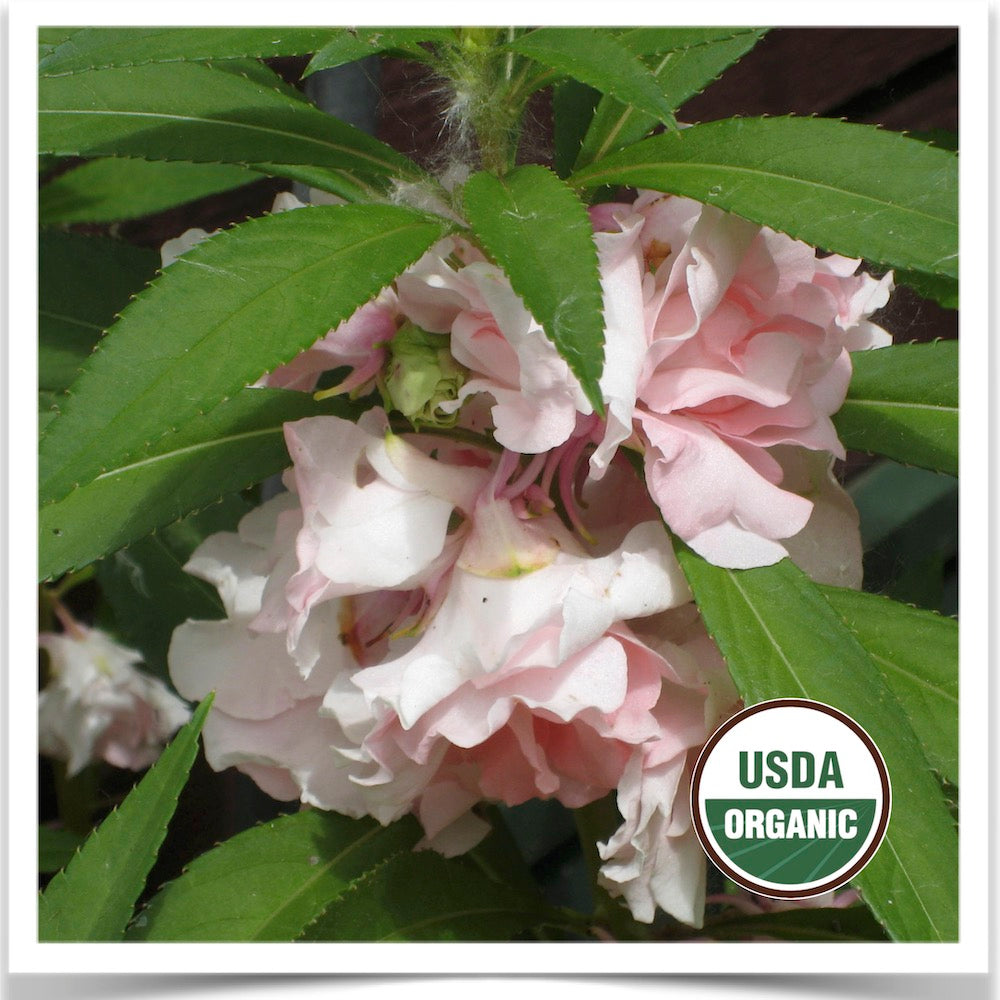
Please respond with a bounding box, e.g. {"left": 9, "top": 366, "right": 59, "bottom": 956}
{"left": 39, "top": 232, "right": 159, "bottom": 396}
{"left": 39, "top": 27, "right": 341, "bottom": 76}
{"left": 304, "top": 27, "right": 455, "bottom": 75}
{"left": 700, "top": 903, "right": 889, "bottom": 942}
{"left": 39, "top": 393, "right": 60, "bottom": 432}
{"left": 38, "top": 203, "right": 448, "bottom": 508}
{"left": 906, "top": 129, "right": 958, "bottom": 152}
{"left": 257, "top": 163, "right": 378, "bottom": 203}
{"left": 834, "top": 341, "right": 957, "bottom": 476}
{"left": 39, "top": 389, "right": 356, "bottom": 582}
{"left": 849, "top": 460, "right": 957, "bottom": 552}
{"left": 615, "top": 27, "right": 768, "bottom": 56}
{"left": 848, "top": 461, "right": 958, "bottom": 614}
{"left": 821, "top": 587, "right": 957, "bottom": 785}
{"left": 38, "top": 827, "right": 85, "bottom": 874}
{"left": 38, "top": 694, "right": 213, "bottom": 942}
{"left": 40, "top": 158, "right": 257, "bottom": 225}
{"left": 96, "top": 495, "right": 252, "bottom": 680}
{"left": 299, "top": 851, "right": 566, "bottom": 942}
{"left": 462, "top": 165, "right": 605, "bottom": 411}
{"left": 508, "top": 28, "right": 679, "bottom": 125}
{"left": 128, "top": 811, "right": 422, "bottom": 941}
{"left": 892, "top": 268, "right": 958, "bottom": 309}
{"left": 677, "top": 551, "right": 958, "bottom": 942}
{"left": 552, "top": 79, "right": 602, "bottom": 179}
{"left": 571, "top": 117, "right": 958, "bottom": 280}
{"left": 39, "top": 28, "right": 76, "bottom": 58}
{"left": 38, "top": 60, "right": 424, "bottom": 191}
{"left": 576, "top": 29, "right": 767, "bottom": 170}
{"left": 466, "top": 805, "right": 541, "bottom": 894}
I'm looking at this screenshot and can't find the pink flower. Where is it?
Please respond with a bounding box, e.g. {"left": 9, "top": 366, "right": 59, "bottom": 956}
{"left": 396, "top": 244, "right": 593, "bottom": 453}
{"left": 590, "top": 192, "right": 892, "bottom": 569}
{"left": 344, "top": 594, "right": 734, "bottom": 926}
{"left": 257, "top": 299, "right": 397, "bottom": 394}
{"left": 168, "top": 492, "right": 378, "bottom": 814}
{"left": 251, "top": 408, "right": 491, "bottom": 666}
{"left": 168, "top": 421, "right": 727, "bottom": 911}
{"left": 597, "top": 604, "right": 740, "bottom": 925}
{"left": 39, "top": 626, "right": 190, "bottom": 776}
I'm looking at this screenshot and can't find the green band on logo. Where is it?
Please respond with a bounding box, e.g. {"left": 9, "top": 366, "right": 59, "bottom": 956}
{"left": 705, "top": 798, "right": 876, "bottom": 884}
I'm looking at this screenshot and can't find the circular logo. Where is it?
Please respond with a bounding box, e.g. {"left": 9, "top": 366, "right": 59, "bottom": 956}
{"left": 690, "top": 699, "right": 891, "bottom": 898}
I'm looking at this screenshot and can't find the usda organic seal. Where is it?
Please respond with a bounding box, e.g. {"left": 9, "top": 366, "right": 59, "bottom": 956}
{"left": 690, "top": 699, "right": 891, "bottom": 898}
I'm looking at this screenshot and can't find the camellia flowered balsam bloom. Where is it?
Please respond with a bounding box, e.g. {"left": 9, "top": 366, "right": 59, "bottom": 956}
{"left": 167, "top": 189, "right": 885, "bottom": 926}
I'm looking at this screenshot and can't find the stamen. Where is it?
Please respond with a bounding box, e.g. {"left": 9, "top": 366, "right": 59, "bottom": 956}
{"left": 489, "top": 448, "right": 521, "bottom": 499}
{"left": 539, "top": 446, "right": 563, "bottom": 498}
{"left": 557, "top": 433, "right": 596, "bottom": 544}
{"left": 499, "top": 451, "right": 547, "bottom": 500}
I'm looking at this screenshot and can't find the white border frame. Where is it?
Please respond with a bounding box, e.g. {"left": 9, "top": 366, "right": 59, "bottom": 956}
{"left": 5, "top": 0, "right": 992, "bottom": 978}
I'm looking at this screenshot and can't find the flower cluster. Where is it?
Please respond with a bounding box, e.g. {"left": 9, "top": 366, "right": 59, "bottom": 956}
{"left": 167, "top": 190, "right": 890, "bottom": 925}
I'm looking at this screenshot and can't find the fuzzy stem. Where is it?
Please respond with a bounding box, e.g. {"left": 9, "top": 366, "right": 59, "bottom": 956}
{"left": 442, "top": 29, "right": 524, "bottom": 175}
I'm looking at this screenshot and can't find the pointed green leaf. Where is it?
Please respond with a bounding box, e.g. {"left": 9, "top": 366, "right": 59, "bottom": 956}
{"left": 892, "top": 268, "right": 958, "bottom": 309}
{"left": 38, "top": 203, "right": 448, "bottom": 507}
{"left": 38, "top": 694, "right": 213, "bottom": 942}
{"left": 906, "top": 129, "right": 958, "bottom": 153}
{"left": 95, "top": 494, "right": 252, "bottom": 680}
{"left": 304, "top": 27, "right": 455, "bottom": 75}
{"left": 128, "top": 811, "right": 422, "bottom": 941}
{"left": 571, "top": 117, "right": 958, "bottom": 280}
{"left": 848, "top": 460, "right": 957, "bottom": 552}
{"left": 39, "top": 389, "right": 357, "bottom": 582}
{"left": 509, "top": 28, "right": 678, "bottom": 125}
{"left": 256, "top": 163, "right": 379, "bottom": 203}
{"left": 463, "top": 165, "right": 605, "bottom": 411}
{"left": 39, "top": 393, "right": 59, "bottom": 433}
{"left": 835, "top": 341, "right": 957, "bottom": 476}
{"left": 39, "top": 232, "right": 159, "bottom": 396}
{"left": 576, "top": 29, "right": 767, "bottom": 169}
{"left": 39, "top": 27, "right": 342, "bottom": 76}
{"left": 39, "top": 60, "right": 424, "bottom": 190}
{"left": 38, "top": 827, "right": 86, "bottom": 874}
{"left": 552, "top": 79, "right": 602, "bottom": 178}
{"left": 678, "top": 551, "right": 958, "bottom": 942}
{"left": 39, "top": 28, "right": 76, "bottom": 59}
{"left": 40, "top": 159, "right": 257, "bottom": 225}
{"left": 848, "top": 461, "right": 958, "bottom": 614}
{"left": 299, "top": 851, "right": 565, "bottom": 942}
{"left": 820, "top": 587, "right": 957, "bottom": 785}
{"left": 615, "top": 27, "right": 768, "bottom": 56}
{"left": 466, "top": 805, "right": 540, "bottom": 894}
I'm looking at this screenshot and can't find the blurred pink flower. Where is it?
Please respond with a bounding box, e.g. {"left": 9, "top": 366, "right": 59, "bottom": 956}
{"left": 39, "top": 626, "right": 190, "bottom": 776}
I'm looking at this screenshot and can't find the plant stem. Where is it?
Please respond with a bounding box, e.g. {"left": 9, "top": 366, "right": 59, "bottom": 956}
{"left": 440, "top": 29, "right": 524, "bottom": 175}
